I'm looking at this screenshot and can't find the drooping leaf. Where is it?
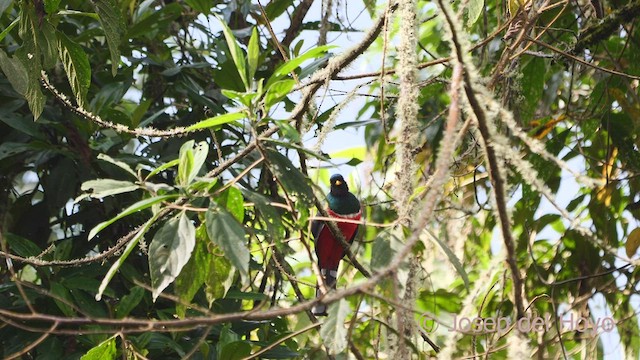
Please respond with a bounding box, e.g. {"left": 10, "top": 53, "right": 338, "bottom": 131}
{"left": 80, "top": 337, "right": 116, "bottom": 360}
{"left": 426, "top": 229, "right": 470, "bottom": 290}
{"left": 320, "top": 298, "right": 350, "bottom": 354}
{"left": 206, "top": 204, "right": 249, "bottom": 284}
{"left": 57, "top": 31, "right": 91, "bottom": 107}
{"left": 95, "top": 213, "right": 159, "bottom": 301}
{"left": 149, "top": 211, "right": 196, "bottom": 301}
{"left": 91, "top": 0, "right": 125, "bottom": 76}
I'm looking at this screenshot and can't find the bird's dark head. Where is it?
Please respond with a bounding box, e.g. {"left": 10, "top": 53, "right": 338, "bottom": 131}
{"left": 329, "top": 174, "right": 348, "bottom": 196}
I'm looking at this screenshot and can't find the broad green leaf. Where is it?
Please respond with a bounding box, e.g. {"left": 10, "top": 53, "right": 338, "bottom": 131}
{"left": 247, "top": 27, "right": 259, "bottom": 81}
{"left": 320, "top": 298, "right": 350, "bottom": 354}
{"left": 0, "top": 50, "right": 29, "bottom": 103}
{"left": 175, "top": 227, "right": 209, "bottom": 318}
{"left": 45, "top": 0, "right": 62, "bottom": 14}
{"left": 149, "top": 211, "right": 196, "bottom": 301}
{"left": 264, "top": 79, "right": 295, "bottom": 110}
{"left": 466, "top": 0, "right": 484, "bottom": 26}
{"left": 219, "top": 341, "right": 252, "bottom": 360}
{"left": 218, "top": 186, "right": 244, "bottom": 222}
{"left": 81, "top": 337, "right": 116, "bottom": 360}
{"left": 185, "top": 112, "right": 245, "bottom": 131}
{"left": 205, "top": 249, "right": 234, "bottom": 306}
{"left": 206, "top": 204, "right": 249, "bottom": 284}
{"left": 266, "top": 45, "right": 335, "bottom": 88}
{"left": 95, "top": 214, "right": 158, "bottom": 301}
{"left": 184, "top": 0, "right": 212, "bottom": 13}
{"left": 50, "top": 282, "right": 75, "bottom": 317}
{"left": 88, "top": 194, "right": 177, "bottom": 240}
{"left": 97, "top": 153, "right": 137, "bottom": 177}
{"left": 57, "top": 32, "right": 91, "bottom": 107}
{"left": 79, "top": 179, "right": 139, "bottom": 200}
{"left": 370, "top": 234, "right": 394, "bottom": 272}
{"left": 521, "top": 57, "right": 546, "bottom": 121}
{"left": 114, "top": 287, "right": 145, "bottom": 318}
{"left": 216, "top": 15, "right": 249, "bottom": 90}
{"left": 426, "top": 229, "right": 470, "bottom": 289}
{"left": 5, "top": 233, "right": 41, "bottom": 257}
{"left": 91, "top": 0, "right": 125, "bottom": 76}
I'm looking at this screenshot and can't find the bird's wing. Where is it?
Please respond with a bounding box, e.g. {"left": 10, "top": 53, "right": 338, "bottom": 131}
{"left": 311, "top": 218, "right": 324, "bottom": 242}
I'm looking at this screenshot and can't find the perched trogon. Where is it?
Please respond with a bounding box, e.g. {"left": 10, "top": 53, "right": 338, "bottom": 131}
{"left": 311, "top": 174, "right": 361, "bottom": 316}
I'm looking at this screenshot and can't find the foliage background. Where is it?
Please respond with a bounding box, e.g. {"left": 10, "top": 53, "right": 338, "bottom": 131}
{"left": 1, "top": 0, "right": 640, "bottom": 358}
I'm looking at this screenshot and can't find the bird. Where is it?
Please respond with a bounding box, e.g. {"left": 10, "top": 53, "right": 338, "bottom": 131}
{"left": 311, "top": 174, "right": 361, "bottom": 316}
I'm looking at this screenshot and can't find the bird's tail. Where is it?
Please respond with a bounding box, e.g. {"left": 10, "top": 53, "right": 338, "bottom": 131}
{"left": 311, "top": 269, "right": 337, "bottom": 316}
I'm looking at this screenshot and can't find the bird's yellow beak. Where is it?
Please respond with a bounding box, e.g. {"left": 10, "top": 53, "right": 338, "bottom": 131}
{"left": 335, "top": 180, "right": 342, "bottom": 186}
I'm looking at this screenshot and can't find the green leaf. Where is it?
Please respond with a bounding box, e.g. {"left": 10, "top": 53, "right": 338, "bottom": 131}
{"left": 149, "top": 211, "right": 196, "bottom": 301}
{"left": 88, "top": 194, "right": 177, "bottom": 240}
{"left": 247, "top": 27, "right": 259, "bottom": 81}
{"left": 185, "top": 112, "right": 245, "bottom": 131}
{"left": 145, "top": 158, "right": 180, "bottom": 181}
{"left": 57, "top": 31, "right": 91, "bottom": 107}
{"left": 81, "top": 337, "right": 116, "bottom": 360}
{"left": 44, "top": 0, "right": 62, "bottom": 14}
{"left": 206, "top": 204, "right": 249, "bottom": 284}
{"left": 466, "top": 0, "right": 484, "bottom": 26}
{"left": 0, "top": 17, "right": 19, "bottom": 43}
{"left": 5, "top": 233, "right": 42, "bottom": 257}
{"left": 91, "top": 0, "right": 125, "bottom": 76}
{"left": 266, "top": 149, "right": 315, "bottom": 206}
{"left": 97, "top": 153, "right": 138, "bottom": 177}
{"left": 205, "top": 249, "right": 234, "bottom": 306}
{"left": 266, "top": 45, "right": 335, "bottom": 88}
{"left": 175, "top": 227, "right": 209, "bottom": 318}
{"left": 521, "top": 57, "right": 546, "bottom": 121}
{"left": 320, "top": 298, "right": 350, "bottom": 354}
{"left": 216, "top": 15, "right": 249, "bottom": 90}
{"left": 370, "top": 230, "right": 405, "bottom": 274}
{"left": 0, "top": 49, "right": 29, "bottom": 101}
{"left": 95, "top": 214, "right": 159, "bottom": 301}
{"left": 264, "top": 79, "right": 295, "bottom": 110}
{"left": 50, "top": 282, "right": 75, "bottom": 317}
{"left": 79, "top": 179, "right": 139, "bottom": 200}
{"left": 114, "top": 287, "right": 145, "bottom": 318}
{"left": 178, "top": 140, "right": 195, "bottom": 186}
{"left": 426, "top": 229, "right": 470, "bottom": 290}
{"left": 175, "top": 140, "right": 208, "bottom": 186}
{"left": 241, "top": 189, "right": 284, "bottom": 241}
{"left": 218, "top": 186, "right": 244, "bottom": 222}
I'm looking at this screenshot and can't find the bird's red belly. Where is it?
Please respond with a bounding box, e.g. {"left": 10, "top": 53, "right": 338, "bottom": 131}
{"left": 316, "top": 213, "right": 360, "bottom": 270}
